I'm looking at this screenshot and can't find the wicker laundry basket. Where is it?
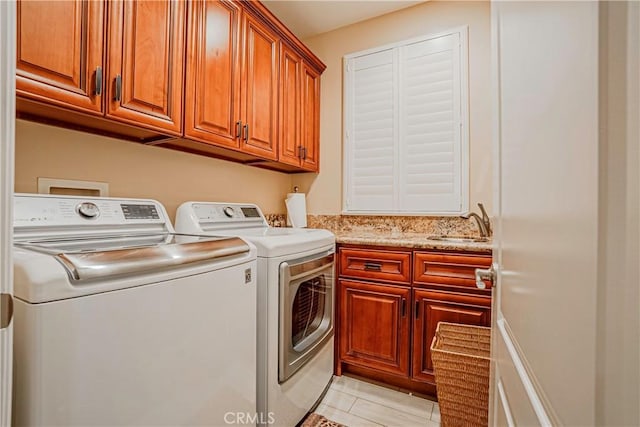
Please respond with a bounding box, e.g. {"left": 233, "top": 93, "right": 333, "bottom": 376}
{"left": 430, "top": 322, "right": 491, "bottom": 427}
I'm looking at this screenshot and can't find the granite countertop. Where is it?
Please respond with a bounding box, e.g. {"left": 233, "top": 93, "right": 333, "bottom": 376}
{"left": 331, "top": 230, "right": 493, "bottom": 253}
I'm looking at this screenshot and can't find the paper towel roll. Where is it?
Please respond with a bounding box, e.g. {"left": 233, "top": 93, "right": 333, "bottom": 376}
{"left": 285, "top": 193, "right": 307, "bottom": 228}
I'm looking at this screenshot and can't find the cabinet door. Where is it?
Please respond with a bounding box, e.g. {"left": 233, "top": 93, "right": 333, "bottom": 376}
{"left": 278, "top": 42, "right": 302, "bottom": 167}
{"left": 241, "top": 14, "right": 278, "bottom": 160}
{"left": 300, "top": 61, "right": 321, "bottom": 172}
{"left": 412, "top": 289, "right": 491, "bottom": 383}
{"left": 184, "top": 0, "right": 241, "bottom": 149}
{"left": 339, "top": 280, "right": 410, "bottom": 377}
{"left": 16, "top": 0, "right": 104, "bottom": 114}
{"left": 107, "top": 0, "right": 185, "bottom": 135}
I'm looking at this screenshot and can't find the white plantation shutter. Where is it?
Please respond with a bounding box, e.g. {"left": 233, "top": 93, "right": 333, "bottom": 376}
{"left": 399, "top": 34, "right": 462, "bottom": 212}
{"left": 344, "top": 29, "right": 468, "bottom": 214}
{"left": 345, "top": 49, "right": 397, "bottom": 211}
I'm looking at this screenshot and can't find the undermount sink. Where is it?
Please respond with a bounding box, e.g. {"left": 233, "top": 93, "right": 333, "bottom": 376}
{"left": 428, "top": 235, "right": 490, "bottom": 243}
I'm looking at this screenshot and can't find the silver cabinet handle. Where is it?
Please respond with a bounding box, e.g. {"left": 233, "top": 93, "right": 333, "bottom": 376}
{"left": 243, "top": 124, "right": 249, "bottom": 141}
{"left": 475, "top": 264, "right": 496, "bottom": 289}
{"left": 236, "top": 121, "right": 242, "bottom": 138}
{"left": 95, "top": 66, "right": 102, "bottom": 96}
{"left": 363, "top": 261, "right": 382, "bottom": 271}
{"left": 114, "top": 75, "right": 122, "bottom": 101}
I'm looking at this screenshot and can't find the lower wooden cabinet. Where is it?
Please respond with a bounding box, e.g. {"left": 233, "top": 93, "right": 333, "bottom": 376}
{"left": 339, "top": 280, "right": 410, "bottom": 376}
{"left": 411, "top": 289, "right": 491, "bottom": 383}
{"left": 336, "top": 245, "right": 492, "bottom": 396}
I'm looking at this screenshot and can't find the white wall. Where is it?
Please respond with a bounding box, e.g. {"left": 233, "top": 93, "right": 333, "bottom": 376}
{"left": 14, "top": 120, "right": 293, "bottom": 220}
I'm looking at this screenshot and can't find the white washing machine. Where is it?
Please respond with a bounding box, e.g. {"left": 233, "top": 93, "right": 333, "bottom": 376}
{"left": 176, "top": 202, "right": 335, "bottom": 427}
{"left": 13, "top": 194, "right": 258, "bottom": 426}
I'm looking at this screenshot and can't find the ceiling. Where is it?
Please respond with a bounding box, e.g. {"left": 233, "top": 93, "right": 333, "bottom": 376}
{"left": 262, "top": 1, "right": 425, "bottom": 39}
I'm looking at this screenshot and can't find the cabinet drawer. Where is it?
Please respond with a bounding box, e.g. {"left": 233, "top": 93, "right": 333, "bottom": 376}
{"left": 339, "top": 248, "right": 411, "bottom": 284}
{"left": 413, "top": 252, "right": 492, "bottom": 289}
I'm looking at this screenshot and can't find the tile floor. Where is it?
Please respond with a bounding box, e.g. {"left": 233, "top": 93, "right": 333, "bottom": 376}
{"left": 314, "top": 375, "right": 440, "bottom": 427}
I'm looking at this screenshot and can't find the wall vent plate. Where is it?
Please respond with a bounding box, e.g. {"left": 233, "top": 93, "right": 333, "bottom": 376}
{"left": 37, "top": 178, "right": 109, "bottom": 197}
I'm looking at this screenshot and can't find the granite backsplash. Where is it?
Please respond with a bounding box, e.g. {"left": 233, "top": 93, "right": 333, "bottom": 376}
{"left": 264, "top": 214, "right": 287, "bottom": 228}
{"left": 265, "top": 213, "right": 485, "bottom": 238}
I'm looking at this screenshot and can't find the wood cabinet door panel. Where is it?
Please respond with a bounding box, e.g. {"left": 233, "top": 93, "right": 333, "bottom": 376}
{"left": 412, "top": 289, "right": 491, "bottom": 383}
{"left": 16, "top": 0, "right": 104, "bottom": 114}
{"left": 107, "top": 0, "right": 185, "bottom": 134}
{"left": 241, "top": 14, "right": 278, "bottom": 160}
{"left": 300, "top": 61, "right": 320, "bottom": 171}
{"left": 413, "top": 251, "right": 493, "bottom": 289}
{"left": 339, "top": 248, "right": 411, "bottom": 284}
{"left": 339, "top": 280, "right": 410, "bottom": 377}
{"left": 184, "top": 0, "right": 241, "bottom": 148}
{"left": 278, "top": 43, "right": 302, "bottom": 167}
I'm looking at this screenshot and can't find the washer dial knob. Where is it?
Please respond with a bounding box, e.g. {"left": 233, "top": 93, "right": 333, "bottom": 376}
{"left": 76, "top": 202, "right": 100, "bottom": 219}
{"left": 223, "top": 206, "right": 235, "bottom": 218}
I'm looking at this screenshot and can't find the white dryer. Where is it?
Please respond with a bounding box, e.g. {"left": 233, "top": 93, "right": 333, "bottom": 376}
{"left": 176, "top": 202, "right": 335, "bottom": 427}
{"left": 13, "top": 194, "right": 258, "bottom": 426}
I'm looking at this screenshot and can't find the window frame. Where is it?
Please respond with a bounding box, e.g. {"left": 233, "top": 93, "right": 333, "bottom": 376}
{"left": 342, "top": 26, "right": 470, "bottom": 216}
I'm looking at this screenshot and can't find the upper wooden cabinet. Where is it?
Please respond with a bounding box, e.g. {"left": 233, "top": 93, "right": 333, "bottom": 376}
{"left": 278, "top": 43, "right": 302, "bottom": 167}
{"left": 16, "top": 0, "right": 325, "bottom": 172}
{"left": 17, "top": 0, "right": 185, "bottom": 136}
{"left": 107, "top": 0, "right": 186, "bottom": 135}
{"left": 184, "top": 0, "right": 242, "bottom": 149}
{"left": 16, "top": 0, "right": 105, "bottom": 114}
{"left": 240, "top": 13, "right": 279, "bottom": 160}
{"left": 278, "top": 42, "right": 321, "bottom": 172}
{"left": 299, "top": 61, "right": 321, "bottom": 171}
{"left": 184, "top": 1, "right": 306, "bottom": 164}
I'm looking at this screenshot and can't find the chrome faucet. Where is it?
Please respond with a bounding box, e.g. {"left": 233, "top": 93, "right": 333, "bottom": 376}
{"left": 462, "top": 203, "right": 491, "bottom": 238}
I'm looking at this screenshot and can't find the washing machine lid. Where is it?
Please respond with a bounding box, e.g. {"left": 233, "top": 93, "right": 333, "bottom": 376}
{"left": 15, "top": 233, "right": 250, "bottom": 281}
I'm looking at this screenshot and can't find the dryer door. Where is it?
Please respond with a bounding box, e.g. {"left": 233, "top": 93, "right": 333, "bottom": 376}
{"left": 279, "top": 251, "right": 334, "bottom": 383}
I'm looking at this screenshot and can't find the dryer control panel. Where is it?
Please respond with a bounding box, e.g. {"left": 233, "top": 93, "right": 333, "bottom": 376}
{"left": 177, "top": 202, "right": 269, "bottom": 233}
{"left": 193, "top": 203, "right": 266, "bottom": 224}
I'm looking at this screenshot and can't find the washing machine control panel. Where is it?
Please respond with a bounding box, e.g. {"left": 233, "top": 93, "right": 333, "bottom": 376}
{"left": 14, "top": 195, "right": 168, "bottom": 228}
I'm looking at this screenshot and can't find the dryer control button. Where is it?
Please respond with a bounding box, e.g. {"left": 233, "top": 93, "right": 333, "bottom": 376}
{"left": 76, "top": 202, "right": 100, "bottom": 219}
